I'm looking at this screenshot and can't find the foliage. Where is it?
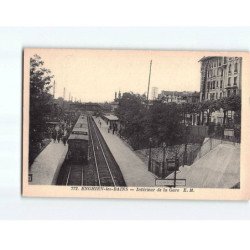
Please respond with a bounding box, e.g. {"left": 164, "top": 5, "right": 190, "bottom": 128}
{"left": 115, "top": 92, "right": 241, "bottom": 149}
{"left": 147, "top": 101, "right": 184, "bottom": 146}
{"left": 115, "top": 93, "right": 185, "bottom": 149}
{"left": 115, "top": 92, "right": 148, "bottom": 149}
{"left": 29, "top": 54, "right": 54, "bottom": 165}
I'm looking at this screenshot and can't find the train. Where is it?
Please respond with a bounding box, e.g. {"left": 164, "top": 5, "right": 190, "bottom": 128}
{"left": 67, "top": 114, "right": 89, "bottom": 163}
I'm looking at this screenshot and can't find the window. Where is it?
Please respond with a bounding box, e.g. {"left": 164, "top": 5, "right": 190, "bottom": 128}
{"left": 213, "top": 81, "right": 215, "bottom": 89}
{"left": 234, "top": 63, "right": 238, "bottom": 73}
{"left": 229, "top": 64, "right": 231, "bottom": 73}
{"left": 227, "top": 89, "right": 231, "bottom": 97}
{"left": 220, "top": 80, "right": 223, "bottom": 88}
{"left": 234, "top": 77, "right": 237, "bottom": 85}
{"left": 216, "top": 81, "right": 218, "bottom": 88}
{"left": 216, "top": 93, "right": 218, "bottom": 99}
{"left": 228, "top": 77, "right": 231, "bottom": 86}
{"left": 221, "top": 69, "right": 223, "bottom": 76}
{"left": 220, "top": 92, "right": 222, "bottom": 99}
{"left": 233, "top": 89, "right": 237, "bottom": 95}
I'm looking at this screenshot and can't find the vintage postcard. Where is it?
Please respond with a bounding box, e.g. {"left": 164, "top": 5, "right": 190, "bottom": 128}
{"left": 22, "top": 49, "right": 250, "bottom": 200}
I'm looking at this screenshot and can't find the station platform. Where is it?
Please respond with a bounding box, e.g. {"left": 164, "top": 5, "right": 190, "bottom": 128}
{"left": 93, "top": 117, "right": 156, "bottom": 187}
{"left": 29, "top": 141, "right": 68, "bottom": 185}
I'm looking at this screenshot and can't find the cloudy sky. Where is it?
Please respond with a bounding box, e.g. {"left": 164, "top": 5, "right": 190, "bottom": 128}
{"left": 32, "top": 49, "right": 203, "bottom": 102}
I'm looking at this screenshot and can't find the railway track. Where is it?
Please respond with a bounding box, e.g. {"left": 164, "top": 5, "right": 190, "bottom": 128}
{"left": 57, "top": 115, "right": 125, "bottom": 187}
{"left": 88, "top": 116, "right": 125, "bottom": 186}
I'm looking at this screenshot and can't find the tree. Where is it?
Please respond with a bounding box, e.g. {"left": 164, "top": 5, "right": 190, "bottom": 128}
{"left": 29, "top": 54, "right": 54, "bottom": 164}
{"left": 115, "top": 92, "right": 147, "bottom": 149}
{"left": 218, "top": 95, "right": 241, "bottom": 125}
{"left": 180, "top": 102, "right": 194, "bottom": 125}
{"left": 147, "top": 102, "right": 184, "bottom": 146}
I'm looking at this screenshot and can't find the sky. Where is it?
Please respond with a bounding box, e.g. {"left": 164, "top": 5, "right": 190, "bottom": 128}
{"left": 32, "top": 49, "right": 202, "bottom": 102}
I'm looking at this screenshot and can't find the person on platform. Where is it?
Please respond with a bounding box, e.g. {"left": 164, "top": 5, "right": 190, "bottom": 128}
{"left": 52, "top": 130, "right": 57, "bottom": 143}
{"left": 62, "top": 135, "right": 67, "bottom": 146}
{"left": 62, "top": 130, "right": 67, "bottom": 146}
{"left": 57, "top": 129, "right": 62, "bottom": 143}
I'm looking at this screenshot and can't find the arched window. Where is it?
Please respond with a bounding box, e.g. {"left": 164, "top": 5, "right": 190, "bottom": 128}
{"left": 234, "top": 63, "right": 238, "bottom": 73}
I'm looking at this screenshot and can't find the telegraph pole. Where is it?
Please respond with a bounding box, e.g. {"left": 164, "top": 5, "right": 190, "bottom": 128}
{"left": 53, "top": 80, "right": 56, "bottom": 98}
{"left": 63, "top": 87, "right": 66, "bottom": 100}
{"left": 146, "top": 60, "right": 152, "bottom": 108}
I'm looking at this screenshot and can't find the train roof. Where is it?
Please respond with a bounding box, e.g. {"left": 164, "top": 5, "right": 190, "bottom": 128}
{"left": 74, "top": 122, "right": 88, "bottom": 128}
{"left": 76, "top": 115, "right": 88, "bottom": 123}
{"left": 69, "top": 115, "right": 89, "bottom": 140}
{"left": 68, "top": 127, "right": 89, "bottom": 140}
{"left": 68, "top": 133, "right": 89, "bottom": 140}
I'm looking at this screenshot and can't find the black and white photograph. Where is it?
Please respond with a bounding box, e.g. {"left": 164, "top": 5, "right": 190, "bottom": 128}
{"left": 22, "top": 49, "right": 249, "bottom": 200}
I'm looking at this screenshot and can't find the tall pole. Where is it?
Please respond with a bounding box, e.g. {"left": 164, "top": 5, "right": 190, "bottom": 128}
{"left": 148, "top": 137, "right": 152, "bottom": 172}
{"left": 174, "top": 151, "right": 178, "bottom": 188}
{"left": 63, "top": 87, "right": 66, "bottom": 100}
{"left": 53, "top": 80, "right": 56, "bottom": 98}
{"left": 162, "top": 142, "right": 166, "bottom": 178}
{"left": 146, "top": 60, "right": 152, "bottom": 107}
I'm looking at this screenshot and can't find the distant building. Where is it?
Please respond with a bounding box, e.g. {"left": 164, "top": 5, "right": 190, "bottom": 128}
{"left": 186, "top": 91, "right": 200, "bottom": 103}
{"left": 110, "top": 91, "right": 121, "bottom": 112}
{"left": 199, "top": 56, "right": 242, "bottom": 101}
{"left": 151, "top": 87, "right": 158, "bottom": 100}
{"left": 158, "top": 91, "right": 200, "bottom": 104}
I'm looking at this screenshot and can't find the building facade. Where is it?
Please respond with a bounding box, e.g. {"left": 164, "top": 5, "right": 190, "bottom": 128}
{"left": 199, "top": 56, "right": 242, "bottom": 102}
{"left": 158, "top": 91, "right": 200, "bottom": 104}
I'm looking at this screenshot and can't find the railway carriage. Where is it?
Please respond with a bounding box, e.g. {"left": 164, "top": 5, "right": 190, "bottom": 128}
{"left": 67, "top": 115, "right": 89, "bottom": 163}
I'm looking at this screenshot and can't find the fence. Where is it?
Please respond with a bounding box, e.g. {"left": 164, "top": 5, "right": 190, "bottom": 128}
{"left": 208, "top": 124, "right": 241, "bottom": 143}
{"left": 148, "top": 136, "right": 240, "bottom": 178}
{"left": 149, "top": 144, "right": 202, "bottom": 178}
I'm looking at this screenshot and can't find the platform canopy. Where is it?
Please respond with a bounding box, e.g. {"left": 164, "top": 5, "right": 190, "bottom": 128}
{"left": 104, "top": 114, "right": 119, "bottom": 121}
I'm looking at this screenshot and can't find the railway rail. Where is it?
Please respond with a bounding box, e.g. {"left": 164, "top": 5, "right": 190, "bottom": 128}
{"left": 88, "top": 116, "right": 117, "bottom": 186}
{"left": 57, "top": 115, "right": 125, "bottom": 187}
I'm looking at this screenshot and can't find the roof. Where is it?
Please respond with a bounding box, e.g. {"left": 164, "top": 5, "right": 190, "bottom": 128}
{"left": 104, "top": 114, "right": 119, "bottom": 121}
{"left": 72, "top": 127, "right": 88, "bottom": 132}
{"left": 198, "top": 56, "right": 222, "bottom": 62}
{"left": 69, "top": 115, "right": 89, "bottom": 140}
{"left": 160, "top": 91, "right": 198, "bottom": 97}
{"left": 68, "top": 134, "right": 89, "bottom": 140}
{"left": 74, "top": 122, "right": 88, "bottom": 128}
{"left": 76, "top": 115, "right": 88, "bottom": 123}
